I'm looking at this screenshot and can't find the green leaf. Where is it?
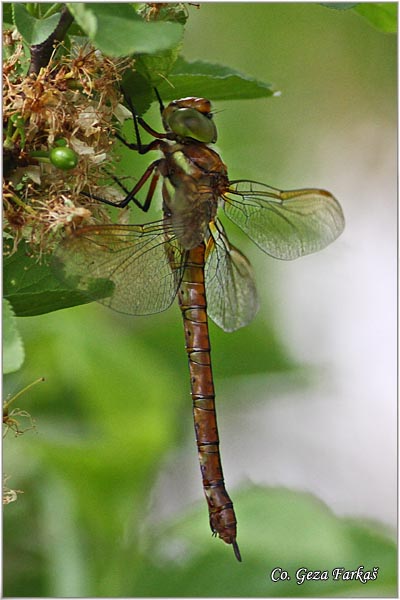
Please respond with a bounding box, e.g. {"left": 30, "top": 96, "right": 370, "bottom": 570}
{"left": 12, "top": 3, "right": 62, "bottom": 45}
{"left": 353, "top": 3, "right": 397, "bottom": 33}
{"left": 122, "top": 57, "right": 274, "bottom": 115}
{"left": 133, "top": 1, "right": 188, "bottom": 87}
{"left": 136, "top": 2, "right": 190, "bottom": 25}
{"left": 321, "top": 3, "right": 358, "bottom": 9}
{"left": 3, "top": 2, "right": 13, "bottom": 26}
{"left": 3, "top": 298, "right": 24, "bottom": 373}
{"left": 135, "top": 486, "right": 397, "bottom": 597}
{"left": 134, "top": 45, "right": 182, "bottom": 87}
{"left": 157, "top": 57, "right": 275, "bottom": 101}
{"left": 121, "top": 70, "right": 155, "bottom": 116}
{"left": 67, "top": 3, "right": 184, "bottom": 56}
{"left": 3, "top": 243, "right": 109, "bottom": 317}
{"left": 321, "top": 1, "right": 397, "bottom": 32}
{"left": 66, "top": 3, "right": 97, "bottom": 37}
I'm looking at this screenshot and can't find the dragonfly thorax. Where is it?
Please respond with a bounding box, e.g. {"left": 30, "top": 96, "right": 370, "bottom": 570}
{"left": 160, "top": 141, "right": 228, "bottom": 249}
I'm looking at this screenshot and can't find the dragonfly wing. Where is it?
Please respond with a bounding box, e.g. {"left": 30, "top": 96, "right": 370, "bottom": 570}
{"left": 53, "top": 221, "right": 186, "bottom": 315}
{"left": 224, "top": 180, "right": 345, "bottom": 260}
{"left": 205, "top": 221, "right": 259, "bottom": 332}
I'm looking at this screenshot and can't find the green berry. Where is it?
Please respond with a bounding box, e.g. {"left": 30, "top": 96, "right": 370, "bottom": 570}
{"left": 54, "top": 138, "right": 68, "bottom": 147}
{"left": 49, "top": 146, "right": 78, "bottom": 170}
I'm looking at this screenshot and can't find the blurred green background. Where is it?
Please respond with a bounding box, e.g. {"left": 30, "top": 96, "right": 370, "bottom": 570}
{"left": 4, "top": 3, "right": 397, "bottom": 597}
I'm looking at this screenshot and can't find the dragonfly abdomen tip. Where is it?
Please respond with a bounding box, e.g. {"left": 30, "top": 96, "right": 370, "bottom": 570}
{"left": 232, "top": 539, "right": 242, "bottom": 562}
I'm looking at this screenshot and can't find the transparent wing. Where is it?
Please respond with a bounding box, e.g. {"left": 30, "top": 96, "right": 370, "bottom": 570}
{"left": 53, "top": 220, "right": 186, "bottom": 315}
{"left": 205, "top": 220, "right": 259, "bottom": 332}
{"left": 223, "top": 180, "right": 345, "bottom": 260}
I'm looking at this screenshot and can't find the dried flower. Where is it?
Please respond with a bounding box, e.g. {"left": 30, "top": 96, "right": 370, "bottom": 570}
{"left": 3, "top": 36, "right": 134, "bottom": 255}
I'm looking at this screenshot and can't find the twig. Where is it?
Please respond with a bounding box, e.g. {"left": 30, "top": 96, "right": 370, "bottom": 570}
{"left": 27, "top": 5, "right": 74, "bottom": 76}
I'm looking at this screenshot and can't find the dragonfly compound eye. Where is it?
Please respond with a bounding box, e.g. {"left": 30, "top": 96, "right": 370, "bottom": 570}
{"left": 167, "top": 107, "right": 217, "bottom": 144}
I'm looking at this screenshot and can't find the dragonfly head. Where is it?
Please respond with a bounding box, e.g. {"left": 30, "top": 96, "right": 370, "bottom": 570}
{"left": 162, "top": 97, "right": 217, "bottom": 144}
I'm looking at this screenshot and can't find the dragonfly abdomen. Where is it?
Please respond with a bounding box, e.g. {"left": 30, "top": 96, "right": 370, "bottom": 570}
{"left": 178, "top": 244, "right": 241, "bottom": 561}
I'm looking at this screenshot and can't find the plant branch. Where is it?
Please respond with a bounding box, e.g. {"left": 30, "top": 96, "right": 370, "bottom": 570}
{"left": 27, "top": 5, "right": 74, "bottom": 76}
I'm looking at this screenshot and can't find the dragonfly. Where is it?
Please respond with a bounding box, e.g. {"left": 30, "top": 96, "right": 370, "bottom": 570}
{"left": 54, "top": 93, "right": 345, "bottom": 562}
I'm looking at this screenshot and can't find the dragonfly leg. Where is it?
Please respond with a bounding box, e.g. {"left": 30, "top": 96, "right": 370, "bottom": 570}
{"left": 107, "top": 173, "right": 131, "bottom": 196}
{"left": 154, "top": 87, "right": 165, "bottom": 115}
{"left": 136, "top": 116, "right": 168, "bottom": 141}
{"left": 114, "top": 133, "right": 162, "bottom": 155}
{"left": 82, "top": 159, "right": 162, "bottom": 211}
{"left": 120, "top": 87, "right": 168, "bottom": 153}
